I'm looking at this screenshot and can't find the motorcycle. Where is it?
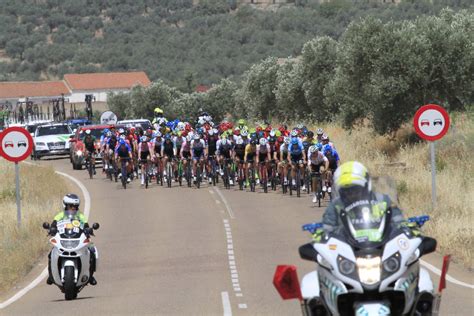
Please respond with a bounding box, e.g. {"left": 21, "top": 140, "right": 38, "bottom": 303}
{"left": 274, "top": 204, "right": 445, "bottom": 315}
{"left": 43, "top": 219, "right": 99, "bottom": 300}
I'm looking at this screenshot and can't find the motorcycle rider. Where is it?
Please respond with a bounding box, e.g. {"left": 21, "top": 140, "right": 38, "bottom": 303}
{"left": 318, "top": 161, "right": 409, "bottom": 240}
{"left": 46, "top": 194, "right": 98, "bottom": 286}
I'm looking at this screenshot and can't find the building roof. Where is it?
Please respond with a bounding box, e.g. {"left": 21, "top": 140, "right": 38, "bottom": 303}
{"left": 195, "top": 84, "right": 210, "bottom": 93}
{"left": 0, "top": 81, "right": 70, "bottom": 99}
{"left": 64, "top": 71, "right": 151, "bottom": 90}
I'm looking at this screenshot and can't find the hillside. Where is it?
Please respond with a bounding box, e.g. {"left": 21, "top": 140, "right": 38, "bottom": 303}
{"left": 0, "top": 0, "right": 471, "bottom": 90}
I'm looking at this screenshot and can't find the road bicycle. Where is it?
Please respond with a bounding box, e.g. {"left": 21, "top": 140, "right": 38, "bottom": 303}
{"left": 119, "top": 157, "right": 131, "bottom": 189}
{"left": 155, "top": 156, "right": 164, "bottom": 186}
{"left": 222, "top": 158, "right": 234, "bottom": 190}
{"left": 258, "top": 161, "right": 269, "bottom": 193}
{"left": 248, "top": 161, "right": 256, "bottom": 192}
{"left": 236, "top": 159, "right": 245, "bottom": 191}
{"left": 208, "top": 155, "right": 219, "bottom": 186}
{"left": 85, "top": 151, "right": 94, "bottom": 179}
{"left": 309, "top": 170, "right": 323, "bottom": 207}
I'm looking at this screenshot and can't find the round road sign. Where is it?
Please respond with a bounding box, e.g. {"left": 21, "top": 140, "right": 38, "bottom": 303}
{"left": 100, "top": 111, "right": 118, "bottom": 125}
{"left": 413, "top": 104, "right": 450, "bottom": 141}
{"left": 0, "top": 127, "right": 34, "bottom": 162}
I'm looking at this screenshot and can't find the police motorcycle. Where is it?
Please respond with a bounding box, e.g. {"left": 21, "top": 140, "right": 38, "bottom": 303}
{"left": 273, "top": 186, "right": 440, "bottom": 315}
{"left": 43, "top": 219, "right": 99, "bottom": 300}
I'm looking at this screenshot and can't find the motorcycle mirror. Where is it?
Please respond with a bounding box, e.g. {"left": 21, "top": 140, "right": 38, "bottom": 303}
{"left": 299, "top": 243, "right": 318, "bottom": 262}
{"left": 43, "top": 222, "right": 50, "bottom": 230}
{"left": 92, "top": 223, "right": 100, "bottom": 230}
{"left": 50, "top": 227, "right": 57, "bottom": 235}
{"left": 419, "top": 237, "right": 437, "bottom": 256}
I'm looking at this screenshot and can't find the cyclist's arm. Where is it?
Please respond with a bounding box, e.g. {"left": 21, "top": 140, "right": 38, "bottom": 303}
{"left": 266, "top": 144, "right": 271, "bottom": 161}
{"left": 323, "top": 155, "right": 329, "bottom": 171}
{"left": 244, "top": 144, "right": 249, "bottom": 161}
{"left": 255, "top": 145, "right": 260, "bottom": 163}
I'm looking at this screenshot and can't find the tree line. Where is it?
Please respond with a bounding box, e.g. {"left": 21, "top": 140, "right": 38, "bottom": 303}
{"left": 108, "top": 9, "right": 473, "bottom": 134}
{"left": 0, "top": 0, "right": 471, "bottom": 89}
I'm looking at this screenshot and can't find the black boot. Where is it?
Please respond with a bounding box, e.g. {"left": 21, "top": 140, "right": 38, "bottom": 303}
{"left": 89, "top": 275, "right": 97, "bottom": 285}
{"left": 47, "top": 253, "right": 54, "bottom": 285}
{"left": 89, "top": 248, "right": 97, "bottom": 285}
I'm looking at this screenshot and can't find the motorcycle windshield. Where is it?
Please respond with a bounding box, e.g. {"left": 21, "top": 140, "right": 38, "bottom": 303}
{"left": 57, "top": 219, "right": 83, "bottom": 239}
{"left": 343, "top": 202, "right": 388, "bottom": 247}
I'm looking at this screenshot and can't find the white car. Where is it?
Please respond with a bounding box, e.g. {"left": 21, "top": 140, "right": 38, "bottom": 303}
{"left": 33, "top": 123, "right": 73, "bottom": 159}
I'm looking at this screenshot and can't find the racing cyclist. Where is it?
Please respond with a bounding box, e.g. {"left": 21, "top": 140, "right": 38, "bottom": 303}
{"left": 190, "top": 134, "right": 207, "bottom": 183}
{"left": 138, "top": 135, "right": 155, "bottom": 185}
{"left": 307, "top": 145, "right": 329, "bottom": 203}
{"left": 83, "top": 129, "right": 97, "bottom": 175}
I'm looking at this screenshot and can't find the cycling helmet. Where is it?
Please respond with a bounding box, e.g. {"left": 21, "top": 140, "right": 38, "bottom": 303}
{"left": 307, "top": 131, "right": 314, "bottom": 138}
{"left": 250, "top": 132, "right": 257, "bottom": 139}
{"left": 316, "top": 128, "right": 324, "bottom": 135}
{"left": 290, "top": 130, "right": 298, "bottom": 137}
{"left": 119, "top": 138, "right": 126, "bottom": 145}
{"left": 235, "top": 137, "right": 244, "bottom": 145}
{"left": 290, "top": 137, "right": 299, "bottom": 145}
{"left": 275, "top": 130, "right": 281, "bottom": 137}
{"left": 186, "top": 134, "right": 192, "bottom": 142}
{"left": 334, "top": 161, "right": 371, "bottom": 205}
{"left": 257, "top": 131, "right": 265, "bottom": 139}
{"left": 155, "top": 131, "right": 162, "bottom": 138}
{"left": 103, "top": 128, "right": 109, "bottom": 134}
{"left": 321, "top": 133, "right": 329, "bottom": 141}
{"left": 323, "top": 144, "right": 333, "bottom": 154}
{"left": 164, "top": 134, "right": 171, "bottom": 140}
{"left": 194, "top": 134, "right": 201, "bottom": 140}
{"left": 221, "top": 138, "right": 229, "bottom": 145}
{"left": 250, "top": 139, "right": 258, "bottom": 145}
{"left": 208, "top": 129, "right": 215, "bottom": 136}
{"left": 106, "top": 131, "right": 112, "bottom": 137}
{"left": 85, "top": 129, "right": 91, "bottom": 135}
{"left": 241, "top": 130, "right": 249, "bottom": 137}
{"left": 309, "top": 145, "right": 319, "bottom": 154}
{"left": 140, "top": 136, "right": 148, "bottom": 142}
{"left": 268, "top": 136, "right": 276, "bottom": 143}
{"left": 130, "top": 127, "right": 136, "bottom": 134}
{"left": 277, "top": 136, "right": 284, "bottom": 143}
{"left": 284, "top": 137, "right": 291, "bottom": 145}
{"left": 154, "top": 107, "right": 164, "bottom": 115}
{"left": 118, "top": 128, "right": 125, "bottom": 134}
{"left": 177, "top": 122, "right": 185, "bottom": 131}
{"left": 269, "top": 130, "right": 276, "bottom": 137}
{"left": 259, "top": 138, "right": 267, "bottom": 146}
{"left": 119, "top": 134, "right": 126, "bottom": 140}
{"left": 233, "top": 128, "right": 240, "bottom": 136}
{"left": 237, "top": 119, "right": 246, "bottom": 126}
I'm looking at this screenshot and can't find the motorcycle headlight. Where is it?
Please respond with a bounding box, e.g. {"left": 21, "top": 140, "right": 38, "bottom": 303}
{"left": 357, "top": 256, "right": 381, "bottom": 285}
{"left": 76, "top": 150, "right": 83, "bottom": 156}
{"left": 60, "top": 240, "right": 80, "bottom": 249}
{"left": 338, "top": 257, "right": 356, "bottom": 275}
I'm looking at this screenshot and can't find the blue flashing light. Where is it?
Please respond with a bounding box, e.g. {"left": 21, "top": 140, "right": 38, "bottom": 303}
{"left": 302, "top": 222, "right": 323, "bottom": 234}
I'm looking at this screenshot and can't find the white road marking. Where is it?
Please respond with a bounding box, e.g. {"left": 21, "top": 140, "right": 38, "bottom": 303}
{"left": 236, "top": 293, "right": 243, "bottom": 297}
{"left": 221, "top": 292, "right": 232, "bottom": 316}
{"left": 213, "top": 187, "right": 235, "bottom": 219}
{"left": 421, "top": 260, "right": 474, "bottom": 289}
{"left": 0, "top": 167, "right": 92, "bottom": 309}
{"left": 238, "top": 304, "right": 248, "bottom": 309}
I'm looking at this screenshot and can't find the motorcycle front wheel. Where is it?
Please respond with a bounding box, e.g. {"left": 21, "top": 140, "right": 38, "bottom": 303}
{"left": 64, "top": 266, "right": 77, "bottom": 300}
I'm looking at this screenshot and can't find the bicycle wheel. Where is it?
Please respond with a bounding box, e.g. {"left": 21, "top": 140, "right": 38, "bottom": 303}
{"left": 145, "top": 163, "right": 149, "bottom": 189}
{"left": 238, "top": 165, "right": 244, "bottom": 190}
{"left": 88, "top": 157, "right": 93, "bottom": 179}
{"left": 178, "top": 161, "right": 183, "bottom": 186}
{"left": 262, "top": 165, "right": 268, "bottom": 193}
{"left": 296, "top": 169, "right": 301, "bottom": 197}
{"left": 250, "top": 167, "right": 255, "bottom": 192}
{"left": 121, "top": 162, "right": 127, "bottom": 189}
{"left": 196, "top": 163, "right": 201, "bottom": 189}
{"left": 317, "top": 176, "right": 322, "bottom": 207}
{"left": 167, "top": 162, "right": 172, "bottom": 188}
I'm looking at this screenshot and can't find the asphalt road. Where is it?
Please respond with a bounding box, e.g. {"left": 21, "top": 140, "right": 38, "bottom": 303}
{"left": 1, "top": 158, "right": 472, "bottom": 315}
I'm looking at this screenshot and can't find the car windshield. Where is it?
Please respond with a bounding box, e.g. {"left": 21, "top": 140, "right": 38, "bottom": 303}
{"left": 79, "top": 128, "right": 103, "bottom": 140}
{"left": 37, "top": 125, "right": 71, "bottom": 136}
{"left": 26, "top": 125, "right": 38, "bottom": 133}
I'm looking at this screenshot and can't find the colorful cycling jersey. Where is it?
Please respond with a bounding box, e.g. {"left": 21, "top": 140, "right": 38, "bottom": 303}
{"left": 323, "top": 147, "right": 340, "bottom": 169}
{"left": 279, "top": 144, "right": 289, "bottom": 160}
{"left": 191, "top": 139, "right": 206, "bottom": 156}
{"left": 207, "top": 136, "right": 218, "bottom": 156}
{"left": 257, "top": 144, "right": 270, "bottom": 154}
{"left": 174, "top": 136, "right": 186, "bottom": 152}
{"left": 216, "top": 139, "right": 233, "bottom": 156}
{"left": 115, "top": 143, "right": 131, "bottom": 157}
{"left": 234, "top": 144, "right": 246, "bottom": 159}
{"left": 162, "top": 139, "right": 176, "bottom": 157}
{"left": 307, "top": 150, "right": 328, "bottom": 165}
{"left": 83, "top": 136, "right": 96, "bottom": 151}
{"left": 139, "top": 141, "right": 153, "bottom": 154}
{"left": 289, "top": 138, "right": 304, "bottom": 156}
{"left": 107, "top": 136, "right": 118, "bottom": 150}
{"left": 181, "top": 139, "right": 191, "bottom": 154}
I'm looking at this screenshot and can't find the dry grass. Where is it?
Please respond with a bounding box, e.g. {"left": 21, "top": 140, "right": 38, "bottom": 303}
{"left": 0, "top": 161, "right": 68, "bottom": 293}
{"left": 317, "top": 112, "right": 473, "bottom": 269}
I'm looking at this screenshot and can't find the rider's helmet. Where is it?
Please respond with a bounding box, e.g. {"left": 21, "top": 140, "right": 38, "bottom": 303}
{"left": 237, "top": 119, "right": 246, "bottom": 127}
{"left": 177, "top": 122, "right": 185, "bottom": 131}
{"left": 233, "top": 128, "right": 240, "bottom": 136}
{"left": 275, "top": 130, "right": 281, "bottom": 137}
{"left": 140, "top": 136, "right": 148, "bottom": 142}
{"left": 283, "top": 137, "right": 291, "bottom": 145}
{"left": 259, "top": 138, "right": 267, "bottom": 146}
{"left": 235, "top": 137, "right": 244, "bottom": 145}
{"left": 186, "top": 134, "right": 192, "bottom": 142}
{"left": 154, "top": 107, "right": 164, "bottom": 116}
{"left": 290, "top": 130, "right": 298, "bottom": 137}
{"left": 323, "top": 144, "right": 333, "bottom": 154}
{"left": 321, "top": 133, "right": 329, "bottom": 142}
{"left": 307, "top": 131, "right": 314, "bottom": 139}
{"left": 85, "top": 129, "right": 91, "bottom": 135}
{"left": 208, "top": 129, "right": 215, "bottom": 136}
{"left": 250, "top": 138, "right": 258, "bottom": 145}
{"left": 130, "top": 127, "right": 136, "bottom": 134}
{"left": 333, "top": 161, "right": 372, "bottom": 205}
{"left": 241, "top": 130, "right": 249, "bottom": 137}
{"left": 277, "top": 136, "right": 284, "bottom": 144}
{"left": 106, "top": 131, "right": 112, "bottom": 137}
{"left": 316, "top": 128, "right": 324, "bottom": 135}
{"left": 290, "top": 137, "right": 299, "bottom": 145}
{"left": 194, "top": 134, "right": 201, "bottom": 140}
{"left": 296, "top": 123, "right": 304, "bottom": 130}
{"left": 308, "top": 145, "right": 319, "bottom": 154}
{"left": 257, "top": 130, "right": 265, "bottom": 139}
{"left": 118, "top": 128, "right": 125, "bottom": 135}
{"left": 63, "top": 193, "right": 80, "bottom": 215}
{"left": 269, "top": 129, "right": 276, "bottom": 137}
{"left": 268, "top": 136, "right": 276, "bottom": 144}
{"left": 221, "top": 138, "right": 229, "bottom": 146}
{"left": 164, "top": 134, "right": 171, "bottom": 141}
{"left": 103, "top": 128, "right": 109, "bottom": 134}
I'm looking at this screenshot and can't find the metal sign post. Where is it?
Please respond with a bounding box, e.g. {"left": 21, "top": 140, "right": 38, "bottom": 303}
{"left": 413, "top": 104, "right": 450, "bottom": 211}
{"left": 15, "top": 162, "right": 21, "bottom": 227}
